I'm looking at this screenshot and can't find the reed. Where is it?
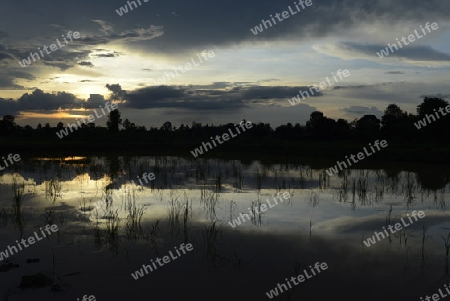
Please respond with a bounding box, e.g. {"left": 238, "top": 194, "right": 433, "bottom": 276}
{"left": 440, "top": 232, "right": 450, "bottom": 275}
{"left": 385, "top": 205, "right": 392, "bottom": 243}
{"left": 167, "top": 192, "right": 182, "bottom": 237}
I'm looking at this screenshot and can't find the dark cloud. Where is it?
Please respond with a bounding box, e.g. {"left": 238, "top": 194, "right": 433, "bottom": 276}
{"left": 117, "top": 84, "right": 324, "bottom": 111}
{"left": 0, "top": 78, "right": 25, "bottom": 90}
{"left": 9, "top": 45, "right": 92, "bottom": 71}
{"left": 78, "top": 61, "right": 94, "bottom": 67}
{"left": 17, "top": 89, "right": 79, "bottom": 111}
{"left": 332, "top": 85, "right": 367, "bottom": 90}
{"left": 91, "top": 51, "right": 122, "bottom": 58}
{"left": 106, "top": 84, "right": 127, "bottom": 101}
{"left": 93, "top": 53, "right": 114, "bottom": 58}
{"left": 0, "top": 52, "right": 13, "bottom": 60}
{"left": 385, "top": 71, "right": 405, "bottom": 74}
{"left": 0, "top": 89, "right": 81, "bottom": 115}
{"left": 241, "top": 86, "right": 322, "bottom": 100}
{"left": 340, "top": 106, "right": 383, "bottom": 118}
{"left": 85, "top": 94, "right": 106, "bottom": 107}
{"left": 77, "top": 25, "right": 164, "bottom": 46}
{"left": 420, "top": 93, "right": 450, "bottom": 99}
{"left": 7, "top": 70, "right": 36, "bottom": 81}
{"left": 338, "top": 42, "right": 450, "bottom": 62}
{"left": 257, "top": 79, "right": 280, "bottom": 83}
{"left": 0, "top": 0, "right": 449, "bottom": 56}
{"left": 43, "top": 61, "right": 74, "bottom": 71}
{"left": 103, "top": 0, "right": 449, "bottom": 52}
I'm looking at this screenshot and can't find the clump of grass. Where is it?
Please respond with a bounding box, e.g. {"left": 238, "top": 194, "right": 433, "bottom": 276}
{"left": 228, "top": 200, "right": 236, "bottom": 223}
{"left": 182, "top": 195, "right": 190, "bottom": 243}
{"left": 200, "top": 189, "right": 218, "bottom": 221}
{"left": 145, "top": 219, "right": 160, "bottom": 255}
{"left": 43, "top": 178, "right": 62, "bottom": 227}
{"left": 12, "top": 180, "right": 24, "bottom": 217}
{"left": 124, "top": 188, "right": 146, "bottom": 239}
{"left": 105, "top": 208, "right": 121, "bottom": 256}
{"left": 45, "top": 178, "right": 62, "bottom": 203}
{"left": 214, "top": 173, "right": 222, "bottom": 193}
{"left": 202, "top": 221, "right": 221, "bottom": 268}
{"left": 12, "top": 179, "right": 25, "bottom": 237}
{"left": 338, "top": 173, "right": 349, "bottom": 203}
{"left": 308, "top": 190, "right": 319, "bottom": 208}
{"left": 250, "top": 194, "right": 263, "bottom": 226}
{"left": 420, "top": 225, "right": 432, "bottom": 276}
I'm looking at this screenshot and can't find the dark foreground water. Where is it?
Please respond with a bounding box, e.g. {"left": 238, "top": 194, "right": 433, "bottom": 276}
{"left": 0, "top": 156, "right": 449, "bottom": 301}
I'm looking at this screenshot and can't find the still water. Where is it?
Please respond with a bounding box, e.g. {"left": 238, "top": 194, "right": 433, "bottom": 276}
{"left": 0, "top": 156, "right": 449, "bottom": 300}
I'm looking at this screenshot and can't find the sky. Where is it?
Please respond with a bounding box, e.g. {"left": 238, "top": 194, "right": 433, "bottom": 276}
{"left": 0, "top": 0, "right": 449, "bottom": 127}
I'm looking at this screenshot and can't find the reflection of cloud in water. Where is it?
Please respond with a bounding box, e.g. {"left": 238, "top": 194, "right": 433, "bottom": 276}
{"left": 0, "top": 156, "right": 448, "bottom": 300}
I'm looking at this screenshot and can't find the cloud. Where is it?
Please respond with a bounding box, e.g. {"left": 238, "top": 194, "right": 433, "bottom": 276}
{"left": 102, "top": 0, "right": 449, "bottom": 52}
{"left": 2, "top": 0, "right": 450, "bottom": 54}
{"left": 0, "top": 78, "right": 25, "bottom": 90}
{"left": 91, "top": 53, "right": 118, "bottom": 58}
{"left": 0, "top": 52, "right": 14, "bottom": 60}
{"left": 43, "top": 61, "right": 74, "bottom": 71}
{"left": 0, "top": 89, "right": 81, "bottom": 115}
{"left": 0, "top": 89, "right": 115, "bottom": 115}
{"left": 111, "top": 84, "right": 325, "bottom": 111}
{"left": 241, "top": 86, "right": 322, "bottom": 100}
{"left": 106, "top": 83, "right": 127, "bottom": 101}
{"left": 385, "top": 71, "right": 405, "bottom": 74}
{"left": 49, "top": 24, "right": 67, "bottom": 30}
{"left": 76, "top": 25, "right": 164, "bottom": 46}
{"left": 78, "top": 61, "right": 94, "bottom": 67}
{"left": 340, "top": 106, "right": 383, "bottom": 118}
{"left": 315, "top": 42, "right": 450, "bottom": 65}
{"left": 85, "top": 94, "right": 106, "bottom": 107}
{"left": 91, "top": 20, "right": 114, "bottom": 36}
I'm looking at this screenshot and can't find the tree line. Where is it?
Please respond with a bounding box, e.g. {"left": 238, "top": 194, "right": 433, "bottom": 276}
{"left": 0, "top": 97, "right": 448, "bottom": 155}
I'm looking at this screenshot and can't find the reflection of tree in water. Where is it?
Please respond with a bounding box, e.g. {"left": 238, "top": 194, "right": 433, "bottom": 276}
{"left": 383, "top": 165, "right": 450, "bottom": 191}
{"left": 106, "top": 156, "right": 120, "bottom": 181}
{"left": 415, "top": 166, "right": 450, "bottom": 191}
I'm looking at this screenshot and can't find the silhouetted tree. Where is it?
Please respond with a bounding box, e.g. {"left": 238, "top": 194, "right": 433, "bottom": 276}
{"left": 161, "top": 121, "right": 173, "bottom": 132}
{"left": 382, "top": 104, "right": 403, "bottom": 127}
{"left": 416, "top": 97, "right": 450, "bottom": 139}
{"left": 417, "top": 97, "right": 448, "bottom": 117}
{"left": 107, "top": 109, "right": 122, "bottom": 132}
{"left": 123, "top": 118, "right": 136, "bottom": 130}
{"left": 335, "top": 119, "right": 351, "bottom": 139}
{"left": 306, "top": 111, "right": 336, "bottom": 139}
{"left": 0, "top": 115, "right": 15, "bottom": 135}
{"left": 354, "top": 115, "right": 380, "bottom": 140}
